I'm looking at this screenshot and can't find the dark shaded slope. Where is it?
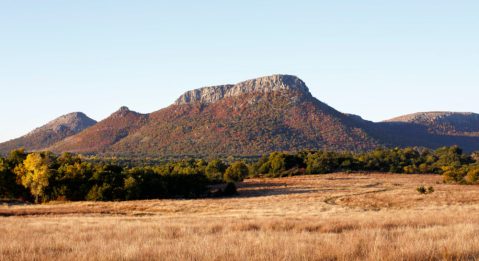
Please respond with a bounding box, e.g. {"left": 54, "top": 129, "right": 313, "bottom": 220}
{"left": 386, "top": 112, "right": 479, "bottom": 136}
{"left": 346, "top": 113, "right": 479, "bottom": 152}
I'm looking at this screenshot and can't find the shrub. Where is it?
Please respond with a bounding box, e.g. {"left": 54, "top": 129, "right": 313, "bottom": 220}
{"left": 465, "top": 167, "right": 479, "bottom": 184}
{"left": 442, "top": 166, "right": 467, "bottom": 184}
{"left": 417, "top": 186, "right": 434, "bottom": 194}
{"left": 417, "top": 186, "right": 427, "bottom": 194}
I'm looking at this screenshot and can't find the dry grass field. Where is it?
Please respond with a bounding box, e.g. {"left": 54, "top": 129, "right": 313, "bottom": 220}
{"left": 1, "top": 173, "right": 479, "bottom": 260}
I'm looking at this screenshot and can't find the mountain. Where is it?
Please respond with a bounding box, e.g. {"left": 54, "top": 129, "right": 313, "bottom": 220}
{"left": 2, "top": 74, "right": 479, "bottom": 156}
{"left": 0, "top": 112, "right": 96, "bottom": 154}
{"left": 47, "top": 107, "right": 148, "bottom": 154}
{"left": 109, "top": 75, "right": 379, "bottom": 157}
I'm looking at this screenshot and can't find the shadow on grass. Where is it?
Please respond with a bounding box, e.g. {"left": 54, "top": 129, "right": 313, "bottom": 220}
{"left": 236, "top": 182, "right": 316, "bottom": 198}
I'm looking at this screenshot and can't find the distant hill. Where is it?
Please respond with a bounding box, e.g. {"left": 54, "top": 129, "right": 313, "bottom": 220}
{"left": 0, "top": 112, "right": 96, "bottom": 154}
{"left": 386, "top": 112, "right": 479, "bottom": 136}
{"left": 1, "top": 74, "right": 478, "bottom": 156}
{"left": 353, "top": 112, "right": 479, "bottom": 152}
{"left": 47, "top": 107, "right": 148, "bottom": 154}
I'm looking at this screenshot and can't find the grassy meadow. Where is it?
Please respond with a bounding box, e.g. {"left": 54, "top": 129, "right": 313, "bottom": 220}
{"left": 1, "top": 173, "right": 479, "bottom": 260}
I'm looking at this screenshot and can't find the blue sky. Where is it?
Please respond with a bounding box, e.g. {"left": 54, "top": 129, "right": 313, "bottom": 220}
{"left": 0, "top": 1, "right": 478, "bottom": 142}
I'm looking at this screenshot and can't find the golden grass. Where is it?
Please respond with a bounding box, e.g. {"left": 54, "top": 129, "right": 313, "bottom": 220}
{"left": 1, "top": 173, "right": 479, "bottom": 260}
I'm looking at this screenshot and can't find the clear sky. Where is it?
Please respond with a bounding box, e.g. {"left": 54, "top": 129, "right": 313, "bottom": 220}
{"left": 0, "top": 1, "right": 478, "bottom": 142}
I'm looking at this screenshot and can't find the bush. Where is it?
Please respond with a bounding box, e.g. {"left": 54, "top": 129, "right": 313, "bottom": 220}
{"left": 442, "top": 166, "right": 467, "bottom": 184}
{"left": 417, "top": 186, "right": 434, "bottom": 194}
{"left": 417, "top": 186, "right": 427, "bottom": 194}
{"left": 465, "top": 167, "right": 479, "bottom": 184}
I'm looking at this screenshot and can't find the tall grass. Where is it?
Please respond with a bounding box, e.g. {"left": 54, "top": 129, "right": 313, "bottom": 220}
{"left": 1, "top": 173, "right": 479, "bottom": 260}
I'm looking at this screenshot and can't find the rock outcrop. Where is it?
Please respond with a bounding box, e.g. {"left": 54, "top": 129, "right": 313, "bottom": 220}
{"left": 175, "top": 74, "right": 311, "bottom": 105}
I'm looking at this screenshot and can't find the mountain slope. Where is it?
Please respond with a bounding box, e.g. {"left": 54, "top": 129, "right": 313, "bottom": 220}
{"left": 0, "top": 112, "right": 96, "bottom": 154}
{"left": 110, "top": 75, "right": 379, "bottom": 156}
{"left": 48, "top": 107, "right": 148, "bottom": 154}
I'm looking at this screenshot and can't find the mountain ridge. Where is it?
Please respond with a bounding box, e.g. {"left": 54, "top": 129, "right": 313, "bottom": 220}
{"left": 1, "top": 74, "right": 479, "bottom": 156}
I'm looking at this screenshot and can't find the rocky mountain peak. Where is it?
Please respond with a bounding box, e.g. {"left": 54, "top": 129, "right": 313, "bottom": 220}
{"left": 174, "top": 74, "right": 311, "bottom": 105}
{"left": 111, "top": 106, "right": 136, "bottom": 118}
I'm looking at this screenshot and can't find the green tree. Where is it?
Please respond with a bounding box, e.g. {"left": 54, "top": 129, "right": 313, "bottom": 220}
{"left": 7, "top": 148, "right": 27, "bottom": 166}
{"left": 57, "top": 152, "right": 82, "bottom": 166}
{"left": 123, "top": 176, "right": 140, "bottom": 200}
{"left": 88, "top": 165, "right": 125, "bottom": 201}
{"left": 434, "top": 146, "right": 469, "bottom": 171}
{"left": 205, "top": 159, "right": 227, "bottom": 182}
{"left": 224, "top": 161, "right": 249, "bottom": 182}
{"left": 269, "top": 152, "right": 287, "bottom": 175}
{"left": 306, "top": 151, "right": 340, "bottom": 174}
{"left": 55, "top": 161, "right": 94, "bottom": 200}
{"left": 0, "top": 159, "right": 15, "bottom": 198}
{"left": 0, "top": 157, "right": 29, "bottom": 200}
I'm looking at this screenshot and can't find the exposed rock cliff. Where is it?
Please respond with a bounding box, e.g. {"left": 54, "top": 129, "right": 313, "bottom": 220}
{"left": 175, "top": 74, "right": 311, "bottom": 105}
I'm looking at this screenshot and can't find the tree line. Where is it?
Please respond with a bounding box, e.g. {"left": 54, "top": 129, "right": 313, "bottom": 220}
{"left": 1, "top": 146, "right": 478, "bottom": 203}
{"left": 0, "top": 149, "right": 248, "bottom": 203}
{"left": 250, "top": 146, "right": 479, "bottom": 183}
